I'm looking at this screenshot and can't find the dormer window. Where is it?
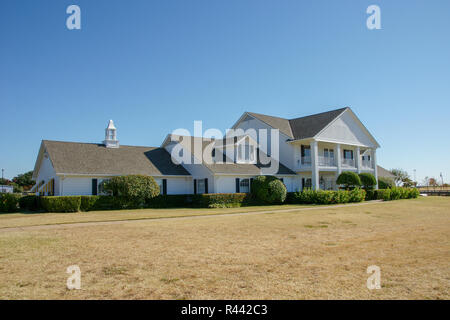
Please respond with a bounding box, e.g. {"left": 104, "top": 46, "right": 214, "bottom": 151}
{"left": 237, "top": 138, "right": 256, "bottom": 163}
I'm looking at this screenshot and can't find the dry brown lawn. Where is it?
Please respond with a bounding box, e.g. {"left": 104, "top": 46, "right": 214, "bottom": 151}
{"left": 0, "top": 197, "right": 449, "bottom": 299}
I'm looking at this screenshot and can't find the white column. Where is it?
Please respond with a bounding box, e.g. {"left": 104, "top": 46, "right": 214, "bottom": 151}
{"left": 311, "top": 140, "right": 319, "bottom": 190}
{"left": 336, "top": 144, "right": 342, "bottom": 175}
{"left": 373, "top": 149, "right": 378, "bottom": 189}
{"left": 356, "top": 146, "right": 361, "bottom": 173}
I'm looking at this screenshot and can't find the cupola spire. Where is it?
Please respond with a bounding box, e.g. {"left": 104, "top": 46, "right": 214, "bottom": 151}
{"left": 103, "top": 120, "right": 119, "bottom": 148}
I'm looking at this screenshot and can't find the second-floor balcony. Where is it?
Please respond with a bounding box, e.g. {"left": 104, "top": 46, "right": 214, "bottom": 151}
{"left": 341, "top": 158, "right": 355, "bottom": 167}
{"left": 361, "top": 159, "right": 374, "bottom": 169}
{"left": 318, "top": 156, "right": 336, "bottom": 167}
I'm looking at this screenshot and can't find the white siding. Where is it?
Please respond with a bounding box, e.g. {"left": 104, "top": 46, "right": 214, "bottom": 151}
{"left": 317, "top": 111, "right": 377, "bottom": 147}
{"left": 164, "top": 142, "right": 215, "bottom": 193}
{"left": 61, "top": 177, "right": 92, "bottom": 196}
{"left": 35, "top": 155, "right": 60, "bottom": 195}
{"left": 215, "top": 176, "right": 241, "bottom": 193}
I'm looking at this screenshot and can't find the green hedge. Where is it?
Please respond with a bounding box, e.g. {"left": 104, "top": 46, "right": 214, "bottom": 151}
{"left": 193, "top": 193, "right": 258, "bottom": 208}
{"left": 366, "top": 187, "right": 419, "bottom": 201}
{"left": 40, "top": 196, "right": 81, "bottom": 213}
{"left": 0, "top": 193, "right": 21, "bottom": 213}
{"left": 8, "top": 187, "right": 421, "bottom": 214}
{"left": 287, "top": 188, "right": 365, "bottom": 205}
{"left": 18, "top": 195, "right": 42, "bottom": 211}
{"left": 79, "top": 193, "right": 260, "bottom": 210}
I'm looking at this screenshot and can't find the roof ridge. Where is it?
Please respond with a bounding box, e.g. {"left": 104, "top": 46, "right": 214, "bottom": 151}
{"left": 287, "top": 107, "right": 348, "bottom": 121}
{"left": 43, "top": 140, "right": 157, "bottom": 149}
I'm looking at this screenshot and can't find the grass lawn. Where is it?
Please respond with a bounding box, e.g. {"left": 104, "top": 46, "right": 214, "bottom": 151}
{"left": 0, "top": 204, "right": 315, "bottom": 229}
{"left": 0, "top": 197, "right": 448, "bottom": 299}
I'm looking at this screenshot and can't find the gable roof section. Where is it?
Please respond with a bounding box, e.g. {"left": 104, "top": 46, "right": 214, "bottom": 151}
{"left": 242, "top": 108, "right": 347, "bottom": 140}
{"left": 246, "top": 112, "right": 294, "bottom": 138}
{"left": 377, "top": 165, "right": 395, "bottom": 179}
{"left": 41, "top": 140, "right": 190, "bottom": 176}
{"left": 288, "top": 107, "right": 347, "bottom": 140}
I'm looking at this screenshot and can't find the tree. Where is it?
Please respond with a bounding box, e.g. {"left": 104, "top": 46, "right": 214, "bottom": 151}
{"left": 336, "top": 171, "right": 361, "bottom": 190}
{"left": 429, "top": 178, "right": 438, "bottom": 189}
{"left": 251, "top": 176, "right": 287, "bottom": 204}
{"left": 390, "top": 169, "right": 410, "bottom": 186}
{"left": 401, "top": 177, "right": 415, "bottom": 188}
{"left": 358, "top": 173, "right": 377, "bottom": 190}
{"left": 12, "top": 171, "right": 35, "bottom": 190}
{"left": 103, "top": 175, "right": 160, "bottom": 205}
{"left": 0, "top": 178, "right": 11, "bottom": 185}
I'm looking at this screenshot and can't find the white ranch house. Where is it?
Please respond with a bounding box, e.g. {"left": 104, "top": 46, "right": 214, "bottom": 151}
{"left": 32, "top": 107, "right": 386, "bottom": 196}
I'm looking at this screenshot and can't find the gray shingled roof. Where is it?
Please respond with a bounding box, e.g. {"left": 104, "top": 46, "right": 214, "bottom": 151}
{"left": 42, "top": 140, "right": 190, "bottom": 176}
{"left": 377, "top": 165, "right": 395, "bottom": 179}
{"left": 171, "top": 135, "right": 296, "bottom": 175}
{"left": 247, "top": 107, "right": 348, "bottom": 140}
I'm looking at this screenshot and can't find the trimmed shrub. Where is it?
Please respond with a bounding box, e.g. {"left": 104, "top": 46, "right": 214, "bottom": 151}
{"left": 336, "top": 171, "right": 361, "bottom": 190}
{"left": 348, "top": 188, "right": 366, "bottom": 203}
{"left": 365, "top": 190, "right": 377, "bottom": 201}
{"left": 332, "top": 190, "right": 351, "bottom": 204}
{"left": 389, "top": 187, "right": 402, "bottom": 200}
{"left": 407, "top": 188, "right": 420, "bottom": 199}
{"left": 18, "top": 195, "right": 42, "bottom": 211}
{"left": 0, "top": 193, "right": 21, "bottom": 213}
{"left": 378, "top": 177, "right": 394, "bottom": 189}
{"left": 251, "top": 176, "right": 287, "bottom": 204}
{"left": 40, "top": 196, "right": 81, "bottom": 213}
{"left": 376, "top": 189, "right": 391, "bottom": 201}
{"left": 102, "top": 175, "right": 160, "bottom": 206}
{"left": 359, "top": 173, "right": 377, "bottom": 190}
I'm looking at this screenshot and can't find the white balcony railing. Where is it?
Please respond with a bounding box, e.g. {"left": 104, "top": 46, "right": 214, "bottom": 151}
{"left": 301, "top": 156, "right": 311, "bottom": 166}
{"left": 361, "top": 159, "right": 374, "bottom": 169}
{"left": 342, "top": 158, "right": 355, "bottom": 167}
{"left": 318, "top": 156, "right": 336, "bottom": 167}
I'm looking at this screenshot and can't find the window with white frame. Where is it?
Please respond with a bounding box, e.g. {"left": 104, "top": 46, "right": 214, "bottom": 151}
{"left": 237, "top": 140, "right": 256, "bottom": 163}
{"left": 324, "top": 148, "right": 334, "bottom": 158}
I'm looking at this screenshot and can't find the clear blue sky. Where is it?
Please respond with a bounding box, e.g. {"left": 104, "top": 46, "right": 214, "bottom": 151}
{"left": 1, "top": 0, "right": 449, "bottom": 183}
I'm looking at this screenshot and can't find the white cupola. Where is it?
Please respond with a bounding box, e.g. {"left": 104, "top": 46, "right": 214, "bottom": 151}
{"left": 103, "top": 120, "right": 119, "bottom": 148}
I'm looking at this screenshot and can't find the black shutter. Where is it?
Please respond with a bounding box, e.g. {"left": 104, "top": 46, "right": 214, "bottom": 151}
{"left": 280, "top": 178, "right": 284, "bottom": 183}
{"left": 236, "top": 178, "right": 240, "bottom": 193}
{"left": 302, "top": 178, "right": 305, "bottom": 191}
{"left": 162, "top": 179, "right": 167, "bottom": 195}
{"left": 351, "top": 150, "right": 354, "bottom": 159}
{"left": 223, "top": 151, "right": 226, "bottom": 163}
{"left": 205, "top": 179, "right": 208, "bottom": 194}
{"left": 250, "top": 178, "right": 254, "bottom": 192}
{"left": 194, "top": 179, "right": 197, "bottom": 195}
{"left": 92, "top": 179, "right": 98, "bottom": 195}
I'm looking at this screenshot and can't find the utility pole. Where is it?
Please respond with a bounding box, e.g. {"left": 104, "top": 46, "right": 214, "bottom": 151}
{"left": 440, "top": 172, "right": 444, "bottom": 190}
{"left": 413, "top": 169, "right": 417, "bottom": 186}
